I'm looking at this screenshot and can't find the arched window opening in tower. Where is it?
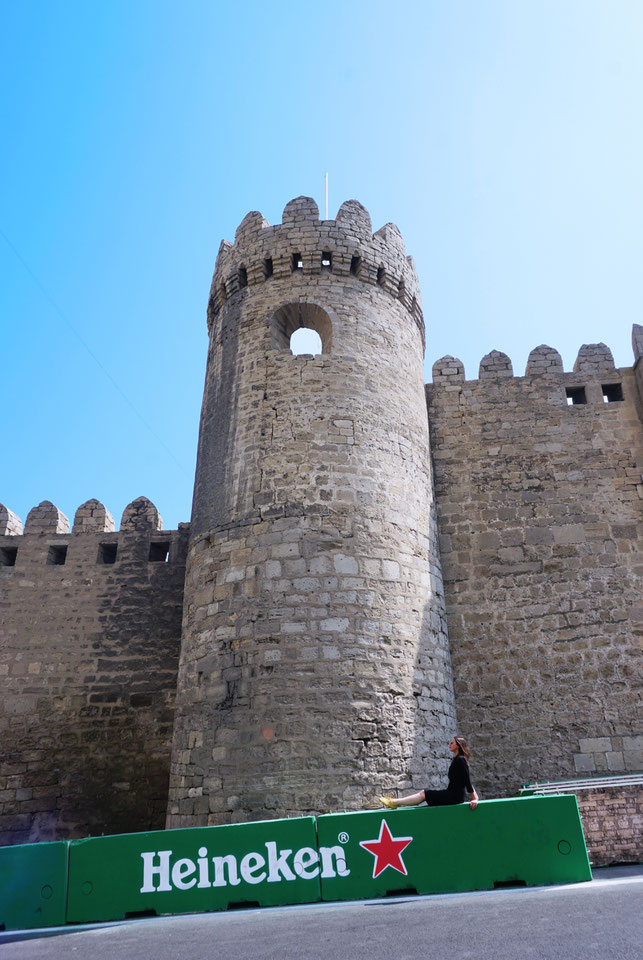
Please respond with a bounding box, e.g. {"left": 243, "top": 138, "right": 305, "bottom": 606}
{"left": 270, "top": 302, "right": 333, "bottom": 354}
{"left": 290, "top": 328, "right": 322, "bottom": 356}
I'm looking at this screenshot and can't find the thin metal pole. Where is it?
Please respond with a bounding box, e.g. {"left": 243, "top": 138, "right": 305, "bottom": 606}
{"left": 324, "top": 172, "right": 328, "bottom": 219}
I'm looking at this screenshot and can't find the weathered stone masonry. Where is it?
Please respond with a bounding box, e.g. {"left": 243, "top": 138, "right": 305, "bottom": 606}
{"left": 0, "top": 498, "right": 188, "bottom": 844}
{"left": 167, "top": 197, "right": 456, "bottom": 826}
{"left": 428, "top": 338, "right": 643, "bottom": 798}
{"left": 0, "top": 197, "right": 641, "bottom": 846}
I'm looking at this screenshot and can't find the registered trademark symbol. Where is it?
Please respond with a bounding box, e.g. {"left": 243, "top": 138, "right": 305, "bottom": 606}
{"left": 338, "top": 831, "right": 349, "bottom": 844}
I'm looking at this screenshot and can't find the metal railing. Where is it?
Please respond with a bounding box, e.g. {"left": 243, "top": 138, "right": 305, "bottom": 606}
{"left": 520, "top": 773, "right": 643, "bottom": 795}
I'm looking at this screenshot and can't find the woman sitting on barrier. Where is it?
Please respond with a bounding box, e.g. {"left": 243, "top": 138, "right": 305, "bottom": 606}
{"left": 379, "top": 737, "right": 479, "bottom": 811}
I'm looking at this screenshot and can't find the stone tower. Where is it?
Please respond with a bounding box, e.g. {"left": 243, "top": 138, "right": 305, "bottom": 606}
{"left": 167, "top": 197, "right": 456, "bottom": 827}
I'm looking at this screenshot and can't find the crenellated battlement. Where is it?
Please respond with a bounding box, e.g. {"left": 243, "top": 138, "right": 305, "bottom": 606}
{"left": 1, "top": 496, "right": 172, "bottom": 537}
{"left": 431, "top": 341, "right": 626, "bottom": 387}
{"left": 0, "top": 496, "right": 190, "bottom": 571}
{"left": 207, "top": 196, "right": 423, "bottom": 340}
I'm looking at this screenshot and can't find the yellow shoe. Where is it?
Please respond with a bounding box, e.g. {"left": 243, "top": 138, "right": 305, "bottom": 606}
{"left": 379, "top": 796, "right": 396, "bottom": 809}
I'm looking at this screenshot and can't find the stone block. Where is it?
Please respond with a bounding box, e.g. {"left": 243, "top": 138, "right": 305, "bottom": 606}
{"left": 320, "top": 618, "right": 349, "bottom": 632}
{"left": 333, "top": 554, "right": 358, "bottom": 574}
{"left": 573, "top": 753, "right": 596, "bottom": 773}
{"left": 579, "top": 737, "right": 612, "bottom": 753}
{"left": 606, "top": 751, "right": 625, "bottom": 771}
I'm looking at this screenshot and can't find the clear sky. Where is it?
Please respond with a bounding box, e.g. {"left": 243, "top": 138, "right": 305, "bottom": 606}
{"left": 2, "top": 1, "right": 642, "bottom": 531}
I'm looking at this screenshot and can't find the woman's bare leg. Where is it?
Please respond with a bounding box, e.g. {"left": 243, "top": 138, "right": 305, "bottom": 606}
{"left": 381, "top": 791, "right": 425, "bottom": 808}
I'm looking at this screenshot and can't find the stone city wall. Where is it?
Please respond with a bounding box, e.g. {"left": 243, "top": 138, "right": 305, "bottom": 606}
{"left": 0, "top": 497, "right": 188, "bottom": 845}
{"left": 427, "top": 342, "right": 643, "bottom": 799}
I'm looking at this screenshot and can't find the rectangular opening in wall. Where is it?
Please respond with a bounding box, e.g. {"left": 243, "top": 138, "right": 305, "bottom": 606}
{"left": 98, "top": 542, "right": 118, "bottom": 565}
{"left": 350, "top": 255, "right": 361, "bottom": 276}
{"left": 321, "top": 251, "right": 332, "bottom": 270}
{"left": 602, "top": 383, "right": 623, "bottom": 403}
{"left": 47, "top": 545, "right": 67, "bottom": 565}
{"left": 238, "top": 266, "right": 248, "bottom": 289}
{"left": 0, "top": 546, "right": 17, "bottom": 567}
{"left": 149, "top": 541, "right": 170, "bottom": 562}
{"left": 566, "top": 386, "right": 587, "bottom": 406}
{"left": 291, "top": 253, "right": 303, "bottom": 271}
{"left": 263, "top": 257, "right": 273, "bottom": 279}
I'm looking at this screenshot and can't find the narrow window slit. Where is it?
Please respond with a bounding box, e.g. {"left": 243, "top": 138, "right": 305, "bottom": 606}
{"left": 238, "top": 266, "right": 248, "bottom": 289}
{"left": 47, "top": 545, "right": 67, "bottom": 566}
{"left": 566, "top": 387, "right": 587, "bottom": 406}
{"left": 291, "top": 253, "right": 303, "bottom": 271}
{"left": 602, "top": 383, "right": 623, "bottom": 403}
{"left": 0, "top": 547, "right": 17, "bottom": 567}
{"left": 377, "top": 266, "right": 386, "bottom": 287}
{"left": 350, "top": 255, "right": 361, "bottom": 276}
{"left": 263, "top": 257, "right": 273, "bottom": 279}
{"left": 149, "top": 541, "right": 170, "bottom": 562}
{"left": 321, "top": 251, "right": 332, "bottom": 270}
{"left": 98, "top": 542, "right": 118, "bottom": 565}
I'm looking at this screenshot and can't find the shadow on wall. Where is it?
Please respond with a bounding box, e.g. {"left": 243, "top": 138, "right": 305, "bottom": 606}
{"left": 1, "top": 704, "right": 175, "bottom": 846}
{"left": 408, "top": 522, "right": 458, "bottom": 800}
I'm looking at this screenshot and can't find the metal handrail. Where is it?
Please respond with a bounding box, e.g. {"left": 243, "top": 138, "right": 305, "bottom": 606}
{"left": 520, "top": 773, "right": 643, "bottom": 794}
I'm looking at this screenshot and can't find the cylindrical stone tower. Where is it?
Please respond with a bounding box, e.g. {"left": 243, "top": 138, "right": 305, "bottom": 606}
{"left": 167, "top": 197, "right": 456, "bottom": 827}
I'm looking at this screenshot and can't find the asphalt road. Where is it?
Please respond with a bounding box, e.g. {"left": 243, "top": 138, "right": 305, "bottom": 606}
{"left": 2, "top": 866, "right": 641, "bottom": 960}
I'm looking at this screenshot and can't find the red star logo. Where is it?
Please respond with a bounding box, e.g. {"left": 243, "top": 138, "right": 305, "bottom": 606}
{"left": 359, "top": 819, "right": 413, "bottom": 879}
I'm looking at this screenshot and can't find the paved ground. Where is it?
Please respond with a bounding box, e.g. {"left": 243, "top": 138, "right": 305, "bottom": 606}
{"left": 2, "top": 865, "right": 641, "bottom": 960}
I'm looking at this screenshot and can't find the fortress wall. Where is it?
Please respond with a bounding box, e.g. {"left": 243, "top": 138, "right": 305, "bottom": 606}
{"left": 427, "top": 346, "right": 643, "bottom": 798}
{"left": 0, "top": 502, "right": 188, "bottom": 844}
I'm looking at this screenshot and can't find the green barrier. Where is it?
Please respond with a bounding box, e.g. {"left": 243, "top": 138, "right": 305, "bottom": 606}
{"left": 2, "top": 795, "right": 592, "bottom": 930}
{"left": 66, "top": 817, "right": 322, "bottom": 923}
{"left": 0, "top": 840, "right": 68, "bottom": 930}
{"left": 316, "top": 795, "right": 592, "bottom": 902}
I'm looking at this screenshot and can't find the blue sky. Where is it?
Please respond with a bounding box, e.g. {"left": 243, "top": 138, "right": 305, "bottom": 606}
{"left": 2, "top": 1, "right": 642, "bottom": 531}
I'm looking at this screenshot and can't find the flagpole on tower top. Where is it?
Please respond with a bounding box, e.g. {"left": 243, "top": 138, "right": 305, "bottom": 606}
{"left": 324, "top": 172, "right": 328, "bottom": 219}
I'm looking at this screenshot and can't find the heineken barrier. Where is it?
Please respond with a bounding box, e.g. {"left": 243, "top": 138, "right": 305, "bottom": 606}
{"left": 66, "top": 816, "right": 324, "bottom": 923}
{"left": 0, "top": 840, "right": 68, "bottom": 930}
{"left": 316, "top": 795, "right": 591, "bottom": 902}
{"left": 2, "top": 795, "right": 591, "bottom": 930}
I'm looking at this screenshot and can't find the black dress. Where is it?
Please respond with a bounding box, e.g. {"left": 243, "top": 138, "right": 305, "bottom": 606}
{"left": 424, "top": 754, "right": 474, "bottom": 806}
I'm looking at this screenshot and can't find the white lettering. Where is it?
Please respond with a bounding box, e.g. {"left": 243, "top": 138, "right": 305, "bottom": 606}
{"left": 140, "top": 850, "right": 173, "bottom": 893}
{"left": 212, "top": 854, "right": 241, "bottom": 887}
{"left": 293, "top": 847, "right": 320, "bottom": 879}
{"left": 240, "top": 852, "right": 267, "bottom": 884}
{"left": 197, "top": 846, "right": 210, "bottom": 888}
{"left": 140, "top": 842, "right": 345, "bottom": 893}
{"left": 320, "top": 845, "right": 350, "bottom": 878}
{"left": 265, "top": 842, "right": 296, "bottom": 883}
{"left": 171, "top": 857, "right": 197, "bottom": 890}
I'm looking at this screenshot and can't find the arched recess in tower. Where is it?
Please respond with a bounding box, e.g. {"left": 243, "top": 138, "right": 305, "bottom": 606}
{"left": 270, "top": 302, "right": 333, "bottom": 354}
